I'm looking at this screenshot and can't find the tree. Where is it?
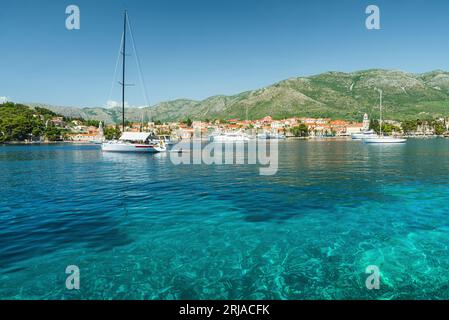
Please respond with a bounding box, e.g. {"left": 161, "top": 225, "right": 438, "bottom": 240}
{"left": 85, "top": 119, "right": 100, "bottom": 127}
{"left": 290, "top": 124, "right": 309, "bottom": 137}
{"left": 104, "top": 126, "right": 122, "bottom": 140}
{"left": 401, "top": 120, "right": 418, "bottom": 135}
{"left": 45, "top": 124, "right": 64, "bottom": 141}
{"left": 370, "top": 120, "right": 401, "bottom": 135}
{"left": 186, "top": 118, "right": 193, "bottom": 127}
{"left": 35, "top": 107, "right": 57, "bottom": 117}
{"left": 0, "top": 102, "right": 47, "bottom": 142}
{"left": 434, "top": 121, "right": 446, "bottom": 135}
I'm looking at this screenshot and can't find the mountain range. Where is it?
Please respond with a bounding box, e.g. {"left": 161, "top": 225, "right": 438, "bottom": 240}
{"left": 30, "top": 69, "right": 449, "bottom": 124}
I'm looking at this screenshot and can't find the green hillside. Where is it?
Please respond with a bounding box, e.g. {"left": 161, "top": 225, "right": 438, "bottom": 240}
{"left": 0, "top": 103, "right": 67, "bottom": 142}
{"left": 35, "top": 69, "right": 449, "bottom": 123}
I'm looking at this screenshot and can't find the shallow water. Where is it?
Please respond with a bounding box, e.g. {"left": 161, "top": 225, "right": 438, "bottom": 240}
{"left": 1, "top": 139, "right": 449, "bottom": 299}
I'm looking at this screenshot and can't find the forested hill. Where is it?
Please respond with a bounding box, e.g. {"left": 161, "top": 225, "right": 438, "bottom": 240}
{"left": 28, "top": 69, "right": 449, "bottom": 123}
{"left": 0, "top": 103, "right": 67, "bottom": 142}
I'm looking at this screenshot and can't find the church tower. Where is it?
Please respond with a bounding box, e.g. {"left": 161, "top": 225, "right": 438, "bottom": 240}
{"left": 363, "top": 114, "right": 370, "bottom": 131}
{"left": 99, "top": 122, "right": 104, "bottom": 139}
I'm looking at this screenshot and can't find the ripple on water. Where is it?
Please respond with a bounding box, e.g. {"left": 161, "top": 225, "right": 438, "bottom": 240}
{"left": 1, "top": 141, "right": 449, "bottom": 299}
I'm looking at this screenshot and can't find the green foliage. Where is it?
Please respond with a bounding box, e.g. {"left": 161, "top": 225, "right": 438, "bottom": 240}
{"left": 184, "top": 118, "right": 193, "bottom": 127}
{"left": 85, "top": 119, "right": 100, "bottom": 127}
{"left": 434, "top": 121, "right": 446, "bottom": 135}
{"left": 401, "top": 120, "right": 419, "bottom": 134}
{"left": 34, "top": 107, "right": 57, "bottom": 118}
{"left": 1, "top": 102, "right": 43, "bottom": 142}
{"left": 290, "top": 124, "right": 309, "bottom": 137}
{"left": 45, "top": 124, "right": 65, "bottom": 141}
{"left": 104, "top": 126, "right": 121, "bottom": 140}
{"left": 370, "top": 120, "right": 401, "bottom": 135}
{"left": 0, "top": 102, "right": 67, "bottom": 142}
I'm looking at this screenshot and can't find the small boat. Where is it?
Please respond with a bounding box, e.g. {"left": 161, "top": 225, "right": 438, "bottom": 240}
{"left": 102, "top": 132, "right": 166, "bottom": 153}
{"left": 209, "top": 131, "right": 252, "bottom": 142}
{"left": 351, "top": 130, "right": 377, "bottom": 140}
{"left": 257, "top": 132, "right": 286, "bottom": 140}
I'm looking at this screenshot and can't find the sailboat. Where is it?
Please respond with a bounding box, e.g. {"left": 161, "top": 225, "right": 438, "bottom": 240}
{"left": 363, "top": 89, "right": 407, "bottom": 144}
{"left": 102, "top": 11, "right": 166, "bottom": 153}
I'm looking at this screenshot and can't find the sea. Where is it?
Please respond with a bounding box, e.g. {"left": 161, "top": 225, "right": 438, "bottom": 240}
{"left": 1, "top": 138, "right": 449, "bottom": 299}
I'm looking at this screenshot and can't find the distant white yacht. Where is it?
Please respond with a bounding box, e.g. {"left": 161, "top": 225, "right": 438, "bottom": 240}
{"left": 257, "top": 132, "right": 286, "bottom": 140}
{"left": 351, "top": 129, "right": 377, "bottom": 140}
{"left": 363, "top": 89, "right": 407, "bottom": 144}
{"left": 352, "top": 114, "right": 377, "bottom": 140}
{"left": 209, "top": 131, "right": 252, "bottom": 142}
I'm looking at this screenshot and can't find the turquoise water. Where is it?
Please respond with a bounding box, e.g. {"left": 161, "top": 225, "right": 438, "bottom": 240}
{"left": 1, "top": 139, "right": 449, "bottom": 299}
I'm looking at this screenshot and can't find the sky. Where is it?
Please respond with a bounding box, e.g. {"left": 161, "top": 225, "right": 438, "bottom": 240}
{"left": 1, "top": 0, "right": 449, "bottom": 108}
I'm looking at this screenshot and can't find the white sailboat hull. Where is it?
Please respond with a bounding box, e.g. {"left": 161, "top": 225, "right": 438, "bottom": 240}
{"left": 102, "top": 142, "right": 165, "bottom": 153}
{"left": 363, "top": 137, "right": 407, "bottom": 144}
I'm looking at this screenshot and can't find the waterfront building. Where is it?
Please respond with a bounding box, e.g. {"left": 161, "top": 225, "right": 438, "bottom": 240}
{"left": 66, "top": 133, "right": 101, "bottom": 142}
{"left": 345, "top": 123, "right": 365, "bottom": 135}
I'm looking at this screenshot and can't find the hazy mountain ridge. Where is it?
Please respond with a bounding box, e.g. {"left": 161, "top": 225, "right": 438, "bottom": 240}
{"left": 31, "top": 69, "right": 449, "bottom": 124}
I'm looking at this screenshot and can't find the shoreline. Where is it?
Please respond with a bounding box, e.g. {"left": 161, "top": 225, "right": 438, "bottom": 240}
{"left": 1, "top": 135, "right": 448, "bottom": 146}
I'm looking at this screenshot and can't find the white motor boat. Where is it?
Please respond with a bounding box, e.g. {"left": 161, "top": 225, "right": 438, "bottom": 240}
{"left": 257, "top": 132, "right": 286, "bottom": 140}
{"left": 351, "top": 130, "right": 377, "bottom": 140}
{"left": 102, "top": 132, "right": 166, "bottom": 153}
{"left": 209, "top": 131, "right": 252, "bottom": 142}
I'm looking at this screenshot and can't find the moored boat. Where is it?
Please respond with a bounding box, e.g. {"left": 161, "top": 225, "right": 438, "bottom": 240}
{"left": 257, "top": 132, "right": 286, "bottom": 140}
{"left": 101, "top": 11, "right": 165, "bottom": 154}
{"left": 362, "top": 88, "right": 407, "bottom": 144}
{"left": 209, "top": 131, "right": 252, "bottom": 142}
{"left": 363, "top": 136, "right": 407, "bottom": 144}
{"left": 351, "top": 130, "right": 377, "bottom": 140}
{"left": 102, "top": 132, "right": 166, "bottom": 153}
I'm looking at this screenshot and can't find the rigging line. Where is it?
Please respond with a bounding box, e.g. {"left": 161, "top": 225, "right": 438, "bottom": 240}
{"left": 107, "top": 30, "right": 125, "bottom": 105}
{"left": 126, "top": 12, "right": 150, "bottom": 108}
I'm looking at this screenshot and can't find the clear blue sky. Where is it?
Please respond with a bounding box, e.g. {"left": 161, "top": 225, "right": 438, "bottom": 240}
{"left": 1, "top": 0, "right": 449, "bottom": 107}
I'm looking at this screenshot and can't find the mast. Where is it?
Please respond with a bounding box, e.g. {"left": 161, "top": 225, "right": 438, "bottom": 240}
{"left": 121, "top": 10, "right": 127, "bottom": 132}
{"left": 379, "top": 89, "right": 383, "bottom": 136}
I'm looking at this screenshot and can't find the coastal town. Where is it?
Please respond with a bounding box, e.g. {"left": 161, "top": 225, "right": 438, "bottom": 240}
{"left": 1, "top": 101, "right": 449, "bottom": 144}
{"left": 55, "top": 114, "right": 449, "bottom": 143}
